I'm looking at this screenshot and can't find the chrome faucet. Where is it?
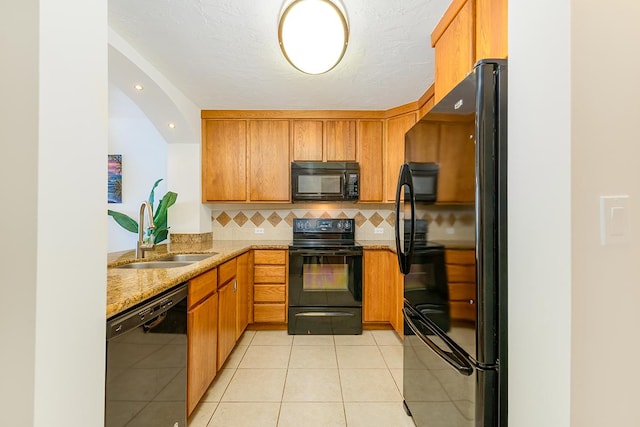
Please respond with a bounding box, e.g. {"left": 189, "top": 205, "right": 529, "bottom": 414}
{"left": 136, "top": 201, "right": 156, "bottom": 258}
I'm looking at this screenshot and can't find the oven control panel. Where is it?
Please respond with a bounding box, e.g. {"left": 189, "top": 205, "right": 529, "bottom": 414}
{"left": 293, "top": 218, "right": 354, "bottom": 233}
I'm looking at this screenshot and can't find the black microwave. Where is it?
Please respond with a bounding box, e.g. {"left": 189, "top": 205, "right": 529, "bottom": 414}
{"left": 408, "top": 162, "right": 439, "bottom": 203}
{"left": 291, "top": 162, "right": 359, "bottom": 202}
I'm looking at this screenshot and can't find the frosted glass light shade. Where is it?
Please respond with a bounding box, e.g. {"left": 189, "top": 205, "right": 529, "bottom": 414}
{"left": 278, "top": 0, "right": 349, "bottom": 74}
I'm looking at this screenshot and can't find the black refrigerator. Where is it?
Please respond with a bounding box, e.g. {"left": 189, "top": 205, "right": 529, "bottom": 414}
{"left": 395, "top": 59, "right": 507, "bottom": 427}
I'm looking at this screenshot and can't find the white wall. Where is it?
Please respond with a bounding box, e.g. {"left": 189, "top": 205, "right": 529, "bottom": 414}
{"left": 570, "top": 1, "right": 640, "bottom": 426}
{"left": 108, "top": 85, "right": 168, "bottom": 252}
{"left": 0, "top": 0, "right": 108, "bottom": 426}
{"left": 509, "top": 1, "right": 572, "bottom": 426}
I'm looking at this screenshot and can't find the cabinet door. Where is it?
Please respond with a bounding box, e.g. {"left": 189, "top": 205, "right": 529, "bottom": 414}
{"left": 187, "top": 292, "right": 218, "bottom": 415}
{"left": 405, "top": 120, "right": 439, "bottom": 163}
{"left": 292, "top": 120, "right": 323, "bottom": 161}
{"left": 432, "top": 0, "right": 475, "bottom": 102}
{"left": 249, "top": 120, "right": 290, "bottom": 201}
{"left": 437, "top": 122, "right": 475, "bottom": 203}
{"left": 325, "top": 120, "right": 356, "bottom": 161}
{"left": 387, "top": 251, "right": 404, "bottom": 337}
{"left": 363, "top": 250, "right": 390, "bottom": 322}
{"left": 235, "top": 252, "right": 251, "bottom": 340}
{"left": 385, "top": 113, "right": 416, "bottom": 202}
{"left": 202, "top": 120, "right": 247, "bottom": 201}
{"left": 217, "top": 281, "right": 237, "bottom": 370}
{"left": 476, "top": 0, "right": 508, "bottom": 60}
{"left": 357, "top": 120, "right": 384, "bottom": 202}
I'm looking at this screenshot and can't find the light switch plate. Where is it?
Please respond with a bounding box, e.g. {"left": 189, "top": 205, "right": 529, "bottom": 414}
{"left": 254, "top": 227, "right": 264, "bottom": 234}
{"left": 599, "top": 195, "right": 630, "bottom": 245}
{"left": 374, "top": 228, "right": 384, "bottom": 234}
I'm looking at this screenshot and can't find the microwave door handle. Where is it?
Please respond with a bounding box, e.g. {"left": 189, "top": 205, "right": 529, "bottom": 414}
{"left": 395, "top": 164, "right": 413, "bottom": 274}
{"left": 402, "top": 302, "right": 474, "bottom": 376}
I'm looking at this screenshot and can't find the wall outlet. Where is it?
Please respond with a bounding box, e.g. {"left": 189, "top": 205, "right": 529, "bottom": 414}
{"left": 254, "top": 227, "right": 264, "bottom": 234}
{"left": 446, "top": 227, "right": 455, "bottom": 235}
{"left": 374, "top": 227, "right": 384, "bottom": 234}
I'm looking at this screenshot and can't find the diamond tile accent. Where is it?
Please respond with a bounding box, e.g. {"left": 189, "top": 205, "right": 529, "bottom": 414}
{"left": 423, "top": 213, "right": 433, "bottom": 222}
{"left": 250, "top": 212, "right": 265, "bottom": 226}
{"left": 267, "top": 212, "right": 283, "bottom": 227}
{"left": 303, "top": 212, "right": 315, "bottom": 219}
{"left": 447, "top": 213, "right": 456, "bottom": 227}
{"left": 217, "top": 211, "right": 231, "bottom": 226}
{"left": 460, "top": 214, "right": 474, "bottom": 225}
{"left": 320, "top": 211, "right": 331, "bottom": 218}
{"left": 336, "top": 211, "right": 348, "bottom": 219}
{"left": 354, "top": 212, "right": 367, "bottom": 227}
{"left": 369, "top": 212, "right": 384, "bottom": 227}
{"left": 385, "top": 212, "right": 395, "bottom": 226}
{"left": 234, "top": 212, "right": 248, "bottom": 227}
{"left": 434, "top": 214, "right": 443, "bottom": 226}
{"left": 284, "top": 212, "right": 296, "bottom": 226}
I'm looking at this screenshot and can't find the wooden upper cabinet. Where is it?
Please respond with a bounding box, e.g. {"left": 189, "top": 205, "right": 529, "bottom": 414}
{"left": 385, "top": 112, "right": 416, "bottom": 202}
{"left": 292, "top": 119, "right": 356, "bottom": 162}
{"left": 432, "top": 0, "right": 476, "bottom": 103}
{"left": 249, "top": 120, "right": 290, "bottom": 201}
{"left": 404, "top": 120, "right": 439, "bottom": 163}
{"left": 356, "top": 120, "right": 384, "bottom": 202}
{"left": 292, "top": 120, "right": 323, "bottom": 161}
{"left": 476, "top": 0, "right": 508, "bottom": 60}
{"left": 202, "top": 120, "right": 247, "bottom": 202}
{"left": 437, "top": 121, "right": 475, "bottom": 203}
{"left": 325, "top": 120, "right": 356, "bottom": 161}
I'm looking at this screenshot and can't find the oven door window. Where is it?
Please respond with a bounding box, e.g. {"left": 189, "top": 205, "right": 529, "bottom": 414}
{"left": 298, "top": 174, "right": 343, "bottom": 195}
{"left": 303, "top": 264, "right": 349, "bottom": 291}
{"left": 289, "top": 253, "right": 362, "bottom": 307}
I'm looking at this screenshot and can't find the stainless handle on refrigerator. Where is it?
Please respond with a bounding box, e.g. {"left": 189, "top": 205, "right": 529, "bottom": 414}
{"left": 402, "top": 301, "right": 474, "bottom": 376}
{"left": 395, "top": 163, "right": 415, "bottom": 275}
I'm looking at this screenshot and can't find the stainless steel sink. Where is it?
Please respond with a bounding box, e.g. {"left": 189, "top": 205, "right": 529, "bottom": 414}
{"left": 156, "top": 253, "right": 216, "bottom": 262}
{"left": 116, "top": 261, "right": 194, "bottom": 269}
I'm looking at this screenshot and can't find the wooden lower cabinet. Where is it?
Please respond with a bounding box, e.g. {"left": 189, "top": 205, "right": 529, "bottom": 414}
{"left": 187, "top": 268, "right": 218, "bottom": 415}
{"left": 236, "top": 252, "right": 251, "bottom": 340}
{"left": 363, "top": 250, "right": 390, "bottom": 323}
{"left": 445, "top": 249, "right": 477, "bottom": 322}
{"left": 253, "top": 250, "right": 287, "bottom": 324}
{"left": 217, "top": 279, "right": 237, "bottom": 370}
{"left": 363, "top": 249, "right": 404, "bottom": 337}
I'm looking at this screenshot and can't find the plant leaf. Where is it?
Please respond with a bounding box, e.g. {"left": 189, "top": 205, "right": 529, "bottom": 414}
{"left": 153, "top": 191, "right": 178, "bottom": 227}
{"left": 148, "top": 178, "right": 163, "bottom": 209}
{"left": 153, "top": 226, "right": 170, "bottom": 244}
{"left": 107, "top": 210, "right": 138, "bottom": 233}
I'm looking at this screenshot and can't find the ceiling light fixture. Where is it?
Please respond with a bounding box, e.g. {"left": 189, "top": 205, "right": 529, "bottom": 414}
{"left": 168, "top": 123, "right": 176, "bottom": 129}
{"left": 278, "top": 0, "right": 349, "bottom": 75}
{"left": 134, "top": 84, "right": 144, "bottom": 91}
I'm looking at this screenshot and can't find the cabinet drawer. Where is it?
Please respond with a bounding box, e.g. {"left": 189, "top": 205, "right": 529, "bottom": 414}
{"left": 218, "top": 258, "right": 237, "bottom": 287}
{"left": 448, "top": 283, "right": 476, "bottom": 301}
{"left": 446, "top": 264, "right": 475, "bottom": 283}
{"left": 445, "top": 249, "right": 475, "bottom": 265}
{"left": 450, "top": 300, "right": 476, "bottom": 322}
{"left": 253, "top": 304, "right": 286, "bottom": 323}
{"left": 254, "top": 265, "right": 286, "bottom": 284}
{"left": 188, "top": 268, "right": 217, "bottom": 308}
{"left": 254, "top": 285, "right": 286, "bottom": 303}
{"left": 254, "top": 250, "right": 286, "bottom": 265}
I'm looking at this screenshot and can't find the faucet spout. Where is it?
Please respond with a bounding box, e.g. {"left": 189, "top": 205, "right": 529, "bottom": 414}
{"left": 136, "top": 201, "right": 156, "bottom": 258}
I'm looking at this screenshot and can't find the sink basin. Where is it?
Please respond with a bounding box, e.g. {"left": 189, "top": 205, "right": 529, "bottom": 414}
{"left": 156, "top": 253, "right": 216, "bottom": 262}
{"left": 116, "top": 261, "right": 194, "bottom": 269}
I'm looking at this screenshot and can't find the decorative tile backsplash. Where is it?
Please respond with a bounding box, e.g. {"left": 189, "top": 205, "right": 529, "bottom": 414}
{"left": 209, "top": 204, "right": 475, "bottom": 242}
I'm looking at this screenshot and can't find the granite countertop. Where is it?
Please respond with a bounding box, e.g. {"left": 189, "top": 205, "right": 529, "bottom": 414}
{"left": 107, "top": 238, "right": 474, "bottom": 319}
{"left": 106, "top": 240, "right": 290, "bottom": 319}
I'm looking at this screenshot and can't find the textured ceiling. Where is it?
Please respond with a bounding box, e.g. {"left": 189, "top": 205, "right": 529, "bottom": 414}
{"left": 108, "top": 0, "right": 451, "bottom": 111}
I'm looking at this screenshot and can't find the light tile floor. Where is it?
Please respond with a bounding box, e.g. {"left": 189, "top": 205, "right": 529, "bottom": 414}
{"left": 188, "top": 330, "right": 416, "bottom": 427}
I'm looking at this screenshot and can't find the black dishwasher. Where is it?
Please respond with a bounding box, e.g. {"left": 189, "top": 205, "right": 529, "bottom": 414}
{"left": 105, "top": 284, "right": 188, "bottom": 427}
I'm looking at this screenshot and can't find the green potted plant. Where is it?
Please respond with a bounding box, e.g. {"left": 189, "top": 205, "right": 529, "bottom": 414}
{"left": 108, "top": 179, "right": 178, "bottom": 244}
